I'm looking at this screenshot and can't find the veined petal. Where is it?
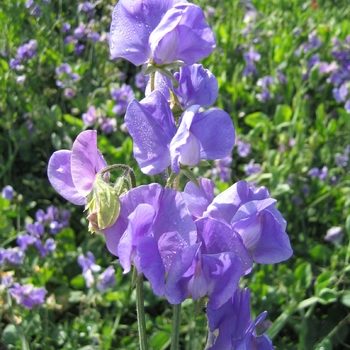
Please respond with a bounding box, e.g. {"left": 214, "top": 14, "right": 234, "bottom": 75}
{"left": 150, "top": 3, "right": 215, "bottom": 65}
{"left": 71, "top": 130, "right": 107, "bottom": 197}
{"left": 170, "top": 105, "right": 201, "bottom": 173}
{"left": 125, "top": 92, "right": 176, "bottom": 175}
{"left": 109, "top": 0, "right": 187, "bottom": 65}
{"left": 191, "top": 108, "right": 235, "bottom": 160}
{"left": 47, "top": 150, "right": 86, "bottom": 205}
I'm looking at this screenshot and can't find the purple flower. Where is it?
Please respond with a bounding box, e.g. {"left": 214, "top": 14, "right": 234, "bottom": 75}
{"left": 9, "top": 283, "right": 46, "bottom": 310}
{"left": 125, "top": 90, "right": 235, "bottom": 175}
{"left": 206, "top": 288, "right": 273, "bottom": 349}
{"left": 47, "top": 130, "right": 108, "bottom": 205}
{"left": 256, "top": 88, "right": 271, "bottom": 102}
{"left": 345, "top": 99, "right": 350, "bottom": 113}
{"left": 173, "top": 64, "right": 218, "bottom": 109}
{"left": 100, "top": 117, "right": 117, "bottom": 134}
{"left": 1, "top": 248, "right": 25, "bottom": 265}
{"left": 1, "top": 275, "right": 13, "bottom": 287}
{"left": 333, "top": 83, "right": 348, "bottom": 103}
{"left": 17, "top": 234, "right": 37, "bottom": 251}
{"left": 103, "top": 183, "right": 197, "bottom": 298}
{"left": 73, "top": 24, "right": 86, "bottom": 40}
{"left": 257, "top": 76, "right": 274, "bottom": 88}
{"left": 97, "top": 266, "right": 116, "bottom": 291}
{"left": 62, "top": 23, "right": 71, "bottom": 33}
{"left": 237, "top": 140, "right": 251, "bottom": 158}
{"left": 64, "top": 88, "right": 76, "bottom": 99}
{"left": 82, "top": 106, "right": 97, "bottom": 126}
{"left": 325, "top": 226, "right": 344, "bottom": 244}
{"left": 165, "top": 216, "right": 253, "bottom": 307}
{"left": 78, "top": 251, "right": 101, "bottom": 273}
{"left": 26, "top": 222, "right": 44, "bottom": 237}
{"left": 55, "top": 63, "right": 72, "bottom": 75}
{"left": 110, "top": 1, "right": 215, "bottom": 66}
{"left": 135, "top": 70, "right": 149, "bottom": 91}
{"left": 2, "top": 185, "right": 14, "bottom": 200}
{"left": 212, "top": 156, "right": 232, "bottom": 182}
{"left": 111, "top": 84, "right": 134, "bottom": 115}
{"left": 203, "top": 180, "right": 293, "bottom": 264}
{"left": 244, "top": 159, "right": 262, "bottom": 176}
{"left": 74, "top": 43, "right": 85, "bottom": 55}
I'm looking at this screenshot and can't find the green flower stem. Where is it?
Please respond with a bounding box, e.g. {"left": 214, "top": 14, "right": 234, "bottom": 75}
{"left": 134, "top": 269, "right": 148, "bottom": 350}
{"left": 170, "top": 303, "right": 182, "bottom": 350}
{"left": 150, "top": 71, "right": 155, "bottom": 92}
{"left": 98, "top": 164, "right": 136, "bottom": 188}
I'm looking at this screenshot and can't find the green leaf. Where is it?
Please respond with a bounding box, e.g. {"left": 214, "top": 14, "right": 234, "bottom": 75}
{"left": 297, "top": 297, "right": 319, "bottom": 310}
{"left": 70, "top": 275, "right": 85, "bottom": 289}
{"left": 274, "top": 104, "right": 292, "bottom": 125}
{"left": 294, "top": 262, "right": 312, "bottom": 290}
{"left": 341, "top": 291, "right": 350, "bottom": 307}
{"left": 2, "top": 324, "right": 20, "bottom": 345}
{"left": 314, "top": 271, "right": 334, "bottom": 296}
{"left": 181, "top": 168, "right": 200, "bottom": 188}
{"left": 244, "top": 112, "right": 269, "bottom": 127}
{"left": 317, "top": 288, "right": 338, "bottom": 305}
{"left": 63, "top": 114, "right": 84, "bottom": 128}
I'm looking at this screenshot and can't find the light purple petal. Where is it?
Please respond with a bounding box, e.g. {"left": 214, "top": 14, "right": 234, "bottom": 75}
{"left": 137, "top": 236, "right": 166, "bottom": 296}
{"left": 191, "top": 108, "right": 235, "bottom": 160}
{"left": 182, "top": 178, "right": 214, "bottom": 219}
{"left": 47, "top": 150, "right": 86, "bottom": 205}
{"left": 150, "top": 3, "right": 216, "bottom": 65}
{"left": 71, "top": 130, "right": 107, "bottom": 196}
{"left": 110, "top": 0, "right": 186, "bottom": 65}
{"left": 125, "top": 91, "right": 176, "bottom": 174}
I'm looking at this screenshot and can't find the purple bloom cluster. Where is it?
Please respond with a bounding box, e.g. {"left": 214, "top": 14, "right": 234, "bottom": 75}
{"left": 335, "top": 145, "right": 350, "bottom": 167}
{"left": 244, "top": 159, "right": 262, "bottom": 176}
{"left": 82, "top": 106, "right": 117, "bottom": 134}
{"left": 62, "top": 16, "right": 100, "bottom": 55}
{"left": 307, "top": 166, "right": 328, "bottom": 182}
{"left": 55, "top": 63, "right": 80, "bottom": 98}
{"left": 10, "top": 39, "right": 38, "bottom": 73}
{"left": 16, "top": 205, "right": 68, "bottom": 257}
{"left": 295, "top": 30, "right": 321, "bottom": 56}
{"left": 25, "top": 0, "right": 49, "bottom": 17}
{"left": 78, "top": 251, "right": 116, "bottom": 291}
{"left": 212, "top": 155, "right": 232, "bottom": 182}
{"left": 8, "top": 283, "right": 46, "bottom": 310}
{"left": 0, "top": 247, "right": 25, "bottom": 265}
{"left": 237, "top": 139, "right": 251, "bottom": 158}
{"left": 47, "top": 1, "right": 293, "bottom": 346}
{"left": 111, "top": 84, "right": 135, "bottom": 115}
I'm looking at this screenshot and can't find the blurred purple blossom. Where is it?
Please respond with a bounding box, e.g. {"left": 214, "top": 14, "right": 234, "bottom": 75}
{"left": 111, "top": 84, "right": 134, "bottom": 115}
{"left": 0, "top": 247, "right": 25, "bottom": 265}
{"left": 97, "top": 266, "right": 116, "bottom": 291}
{"left": 82, "top": 106, "right": 97, "bottom": 126}
{"left": 325, "top": 226, "right": 344, "bottom": 244}
{"left": 9, "top": 283, "right": 46, "bottom": 310}
{"left": 256, "top": 88, "right": 271, "bottom": 102}
{"left": 237, "top": 140, "right": 251, "bottom": 158}
{"left": 212, "top": 155, "right": 232, "bottom": 182}
{"left": 244, "top": 159, "right": 262, "bottom": 176}
{"left": 100, "top": 117, "right": 117, "bottom": 134}
{"left": 62, "top": 23, "right": 71, "bottom": 33}
{"left": 2, "top": 185, "right": 14, "bottom": 200}
{"left": 257, "top": 76, "right": 274, "bottom": 88}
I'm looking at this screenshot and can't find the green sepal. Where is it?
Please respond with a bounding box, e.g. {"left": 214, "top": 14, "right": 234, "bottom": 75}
{"left": 181, "top": 167, "right": 200, "bottom": 188}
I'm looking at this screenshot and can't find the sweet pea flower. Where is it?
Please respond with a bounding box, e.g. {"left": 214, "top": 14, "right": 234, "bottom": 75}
{"left": 206, "top": 288, "right": 273, "bottom": 349}
{"left": 47, "top": 130, "right": 107, "bottom": 205}
{"left": 204, "top": 180, "right": 293, "bottom": 264}
{"left": 125, "top": 90, "right": 235, "bottom": 175}
{"left": 97, "top": 266, "right": 117, "bottom": 291}
{"left": 109, "top": 1, "right": 215, "bottom": 66}
{"left": 173, "top": 64, "right": 218, "bottom": 109}
{"left": 103, "top": 183, "right": 197, "bottom": 298}
{"left": 165, "top": 216, "right": 253, "bottom": 308}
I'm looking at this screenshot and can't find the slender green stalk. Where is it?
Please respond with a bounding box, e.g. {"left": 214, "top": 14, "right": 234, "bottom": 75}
{"left": 134, "top": 270, "right": 148, "bottom": 350}
{"left": 170, "top": 303, "right": 182, "bottom": 350}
